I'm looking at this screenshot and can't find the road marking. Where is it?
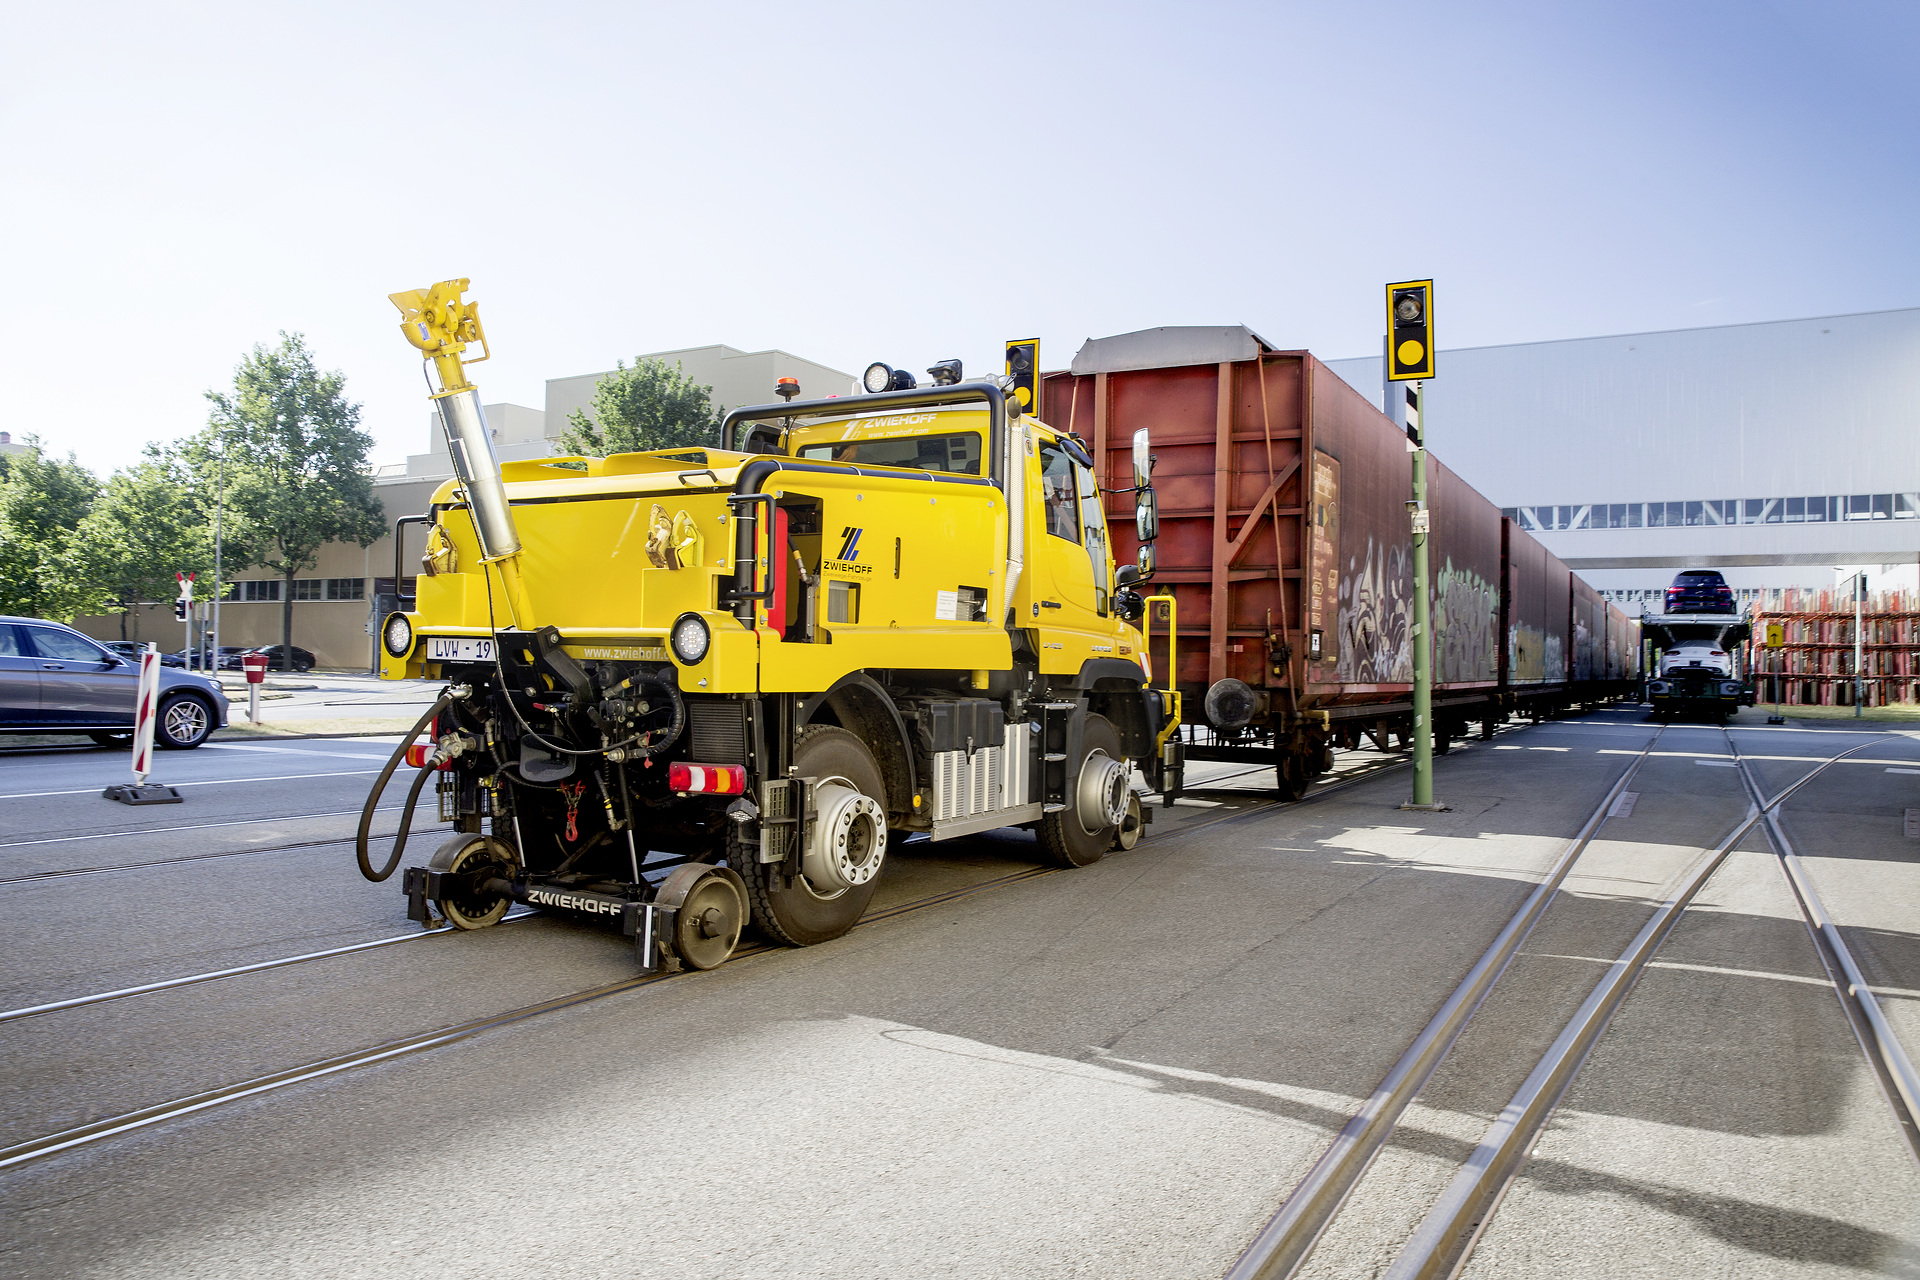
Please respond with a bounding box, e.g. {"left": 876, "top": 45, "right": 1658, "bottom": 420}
{"left": 0, "top": 806, "right": 405, "bottom": 849}
{"left": 1528, "top": 746, "right": 1569, "bottom": 752}
{"left": 0, "top": 770, "right": 380, "bottom": 800}
{"left": 1887, "top": 768, "right": 1920, "bottom": 775}
{"left": 202, "top": 743, "right": 391, "bottom": 761}
{"left": 1529, "top": 952, "right": 1910, "bottom": 993}
{"left": 1695, "top": 760, "right": 1738, "bottom": 768}
{"left": 1599, "top": 750, "right": 1920, "bottom": 767}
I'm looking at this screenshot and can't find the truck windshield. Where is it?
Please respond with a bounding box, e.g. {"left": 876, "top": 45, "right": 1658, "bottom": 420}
{"left": 798, "top": 431, "right": 981, "bottom": 475}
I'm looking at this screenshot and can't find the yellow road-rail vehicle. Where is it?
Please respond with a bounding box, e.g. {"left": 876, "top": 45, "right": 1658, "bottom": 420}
{"left": 357, "top": 280, "right": 1176, "bottom": 972}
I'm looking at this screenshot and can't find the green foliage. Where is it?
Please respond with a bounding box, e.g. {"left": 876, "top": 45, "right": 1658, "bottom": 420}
{"left": 198, "top": 333, "right": 384, "bottom": 662}
{"left": 0, "top": 436, "right": 104, "bottom": 620}
{"left": 71, "top": 445, "right": 215, "bottom": 630}
{"left": 557, "top": 357, "right": 722, "bottom": 457}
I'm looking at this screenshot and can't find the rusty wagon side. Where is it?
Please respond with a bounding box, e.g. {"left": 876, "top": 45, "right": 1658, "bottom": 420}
{"left": 1044, "top": 325, "right": 1631, "bottom": 798}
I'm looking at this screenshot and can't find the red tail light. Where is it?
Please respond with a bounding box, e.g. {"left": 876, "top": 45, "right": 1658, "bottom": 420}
{"left": 668, "top": 762, "right": 747, "bottom": 795}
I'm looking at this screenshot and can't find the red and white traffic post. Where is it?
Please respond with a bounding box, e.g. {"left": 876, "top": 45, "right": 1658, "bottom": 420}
{"left": 242, "top": 650, "right": 269, "bottom": 723}
{"left": 102, "top": 642, "right": 183, "bottom": 805}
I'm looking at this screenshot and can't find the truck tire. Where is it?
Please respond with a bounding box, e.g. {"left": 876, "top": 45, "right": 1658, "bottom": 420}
{"left": 736, "top": 725, "right": 888, "bottom": 947}
{"left": 1038, "top": 714, "right": 1126, "bottom": 868}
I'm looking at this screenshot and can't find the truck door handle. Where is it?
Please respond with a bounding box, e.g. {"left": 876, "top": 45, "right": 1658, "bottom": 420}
{"left": 1040, "top": 600, "right": 1062, "bottom": 609}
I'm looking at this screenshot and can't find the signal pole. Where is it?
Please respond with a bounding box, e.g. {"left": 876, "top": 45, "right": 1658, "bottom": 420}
{"left": 1855, "top": 571, "right": 1866, "bottom": 718}
{"left": 1407, "top": 385, "right": 1435, "bottom": 806}
{"left": 1387, "top": 279, "right": 1443, "bottom": 811}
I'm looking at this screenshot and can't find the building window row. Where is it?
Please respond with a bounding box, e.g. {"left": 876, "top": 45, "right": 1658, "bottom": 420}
{"left": 230, "top": 577, "right": 365, "bottom": 603}
{"left": 1500, "top": 493, "right": 1920, "bottom": 533}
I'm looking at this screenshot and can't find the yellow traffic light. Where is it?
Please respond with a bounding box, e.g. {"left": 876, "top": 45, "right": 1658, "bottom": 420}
{"left": 1387, "top": 280, "right": 1434, "bottom": 381}
{"left": 1005, "top": 339, "right": 1039, "bottom": 414}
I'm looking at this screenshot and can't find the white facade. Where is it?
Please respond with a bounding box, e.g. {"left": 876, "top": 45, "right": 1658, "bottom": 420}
{"left": 1325, "top": 307, "right": 1920, "bottom": 603}
{"left": 381, "top": 344, "right": 855, "bottom": 482}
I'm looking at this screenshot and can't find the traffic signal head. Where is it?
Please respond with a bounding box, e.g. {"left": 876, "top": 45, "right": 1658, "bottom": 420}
{"left": 1387, "top": 279, "right": 1434, "bottom": 381}
{"left": 1005, "top": 339, "right": 1039, "bottom": 416}
{"left": 173, "top": 600, "right": 187, "bottom": 621}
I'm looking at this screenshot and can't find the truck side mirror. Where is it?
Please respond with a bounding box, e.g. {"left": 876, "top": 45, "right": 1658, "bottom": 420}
{"left": 1136, "top": 543, "right": 1157, "bottom": 576}
{"left": 1135, "top": 486, "right": 1158, "bottom": 544}
{"left": 1131, "top": 428, "right": 1152, "bottom": 490}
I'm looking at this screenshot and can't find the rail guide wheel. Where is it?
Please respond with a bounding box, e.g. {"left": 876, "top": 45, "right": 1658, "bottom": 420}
{"left": 427, "top": 834, "right": 520, "bottom": 930}
{"left": 656, "top": 863, "right": 748, "bottom": 971}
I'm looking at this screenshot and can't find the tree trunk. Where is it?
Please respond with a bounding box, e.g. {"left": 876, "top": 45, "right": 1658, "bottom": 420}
{"left": 281, "top": 566, "right": 296, "bottom": 671}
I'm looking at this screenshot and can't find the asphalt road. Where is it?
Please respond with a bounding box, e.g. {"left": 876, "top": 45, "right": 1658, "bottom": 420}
{"left": 1, "top": 710, "right": 1915, "bottom": 1278}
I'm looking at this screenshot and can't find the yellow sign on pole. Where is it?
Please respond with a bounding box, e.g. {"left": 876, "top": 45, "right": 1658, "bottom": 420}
{"left": 1765, "top": 621, "right": 1785, "bottom": 648}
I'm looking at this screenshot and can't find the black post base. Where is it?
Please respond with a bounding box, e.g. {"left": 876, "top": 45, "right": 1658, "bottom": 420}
{"left": 103, "top": 783, "right": 184, "bottom": 805}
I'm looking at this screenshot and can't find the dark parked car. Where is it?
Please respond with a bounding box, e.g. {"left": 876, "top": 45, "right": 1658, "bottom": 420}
{"left": 246, "top": 645, "right": 316, "bottom": 673}
{"left": 163, "top": 645, "right": 248, "bottom": 670}
{"left": 101, "top": 641, "right": 146, "bottom": 661}
{"left": 0, "top": 617, "right": 229, "bottom": 748}
{"left": 1665, "top": 569, "right": 1736, "bottom": 615}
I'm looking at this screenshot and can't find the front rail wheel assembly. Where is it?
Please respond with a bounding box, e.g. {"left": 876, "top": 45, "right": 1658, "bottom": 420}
{"left": 656, "top": 863, "right": 748, "bottom": 970}
{"left": 735, "top": 725, "right": 889, "bottom": 947}
{"left": 1039, "top": 714, "right": 1127, "bottom": 868}
{"left": 427, "top": 834, "right": 519, "bottom": 930}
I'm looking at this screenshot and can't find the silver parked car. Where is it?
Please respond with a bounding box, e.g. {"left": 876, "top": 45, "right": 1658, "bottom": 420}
{"left": 0, "top": 617, "right": 229, "bottom": 748}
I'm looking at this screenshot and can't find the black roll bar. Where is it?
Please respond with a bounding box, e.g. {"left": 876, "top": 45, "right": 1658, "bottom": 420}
{"left": 719, "top": 381, "right": 1009, "bottom": 492}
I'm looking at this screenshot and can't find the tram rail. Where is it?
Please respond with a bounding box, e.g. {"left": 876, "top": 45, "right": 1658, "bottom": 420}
{"left": 0, "top": 778, "right": 1333, "bottom": 1173}
{"left": 1231, "top": 720, "right": 1920, "bottom": 1280}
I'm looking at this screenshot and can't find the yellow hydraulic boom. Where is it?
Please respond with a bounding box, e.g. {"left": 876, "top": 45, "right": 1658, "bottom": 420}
{"left": 390, "top": 279, "right": 533, "bottom": 626}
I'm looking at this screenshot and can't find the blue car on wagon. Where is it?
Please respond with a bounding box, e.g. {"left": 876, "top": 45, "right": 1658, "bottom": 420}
{"left": 0, "top": 617, "right": 229, "bottom": 748}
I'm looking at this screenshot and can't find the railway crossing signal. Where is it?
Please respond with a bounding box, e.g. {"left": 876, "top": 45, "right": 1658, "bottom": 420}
{"left": 1765, "top": 621, "right": 1786, "bottom": 723}
{"left": 1005, "top": 339, "right": 1039, "bottom": 415}
{"left": 1388, "top": 280, "right": 1442, "bottom": 811}
{"left": 1387, "top": 280, "right": 1434, "bottom": 381}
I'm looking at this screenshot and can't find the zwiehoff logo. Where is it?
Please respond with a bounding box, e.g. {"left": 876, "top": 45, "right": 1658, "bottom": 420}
{"left": 837, "top": 526, "right": 864, "bottom": 561}
{"left": 528, "top": 889, "right": 623, "bottom": 917}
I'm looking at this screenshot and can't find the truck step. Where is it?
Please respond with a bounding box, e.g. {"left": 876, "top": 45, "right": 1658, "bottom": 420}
{"left": 1043, "top": 753, "right": 1068, "bottom": 763}
{"left": 1039, "top": 702, "right": 1078, "bottom": 711}
{"left": 1042, "top": 803, "right": 1067, "bottom": 814}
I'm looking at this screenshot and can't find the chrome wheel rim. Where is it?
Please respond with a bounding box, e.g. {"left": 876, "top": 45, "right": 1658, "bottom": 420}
{"left": 163, "top": 700, "right": 207, "bottom": 743}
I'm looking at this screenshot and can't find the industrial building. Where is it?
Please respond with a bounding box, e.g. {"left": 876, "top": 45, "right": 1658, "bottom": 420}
{"left": 1324, "top": 306, "right": 1920, "bottom": 608}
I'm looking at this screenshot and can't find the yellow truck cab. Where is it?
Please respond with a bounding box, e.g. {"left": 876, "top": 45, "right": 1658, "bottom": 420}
{"left": 362, "top": 282, "right": 1173, "bottom": 972}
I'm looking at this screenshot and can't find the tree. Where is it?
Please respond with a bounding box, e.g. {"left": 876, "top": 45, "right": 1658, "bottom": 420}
{"left": 71, "top": 445, "right": 215, "bottom": 641}
{"left": 0, "top": 436, "right": 104, "bottom": 621}
{"left": 199, "top": 333, "right": 385, "bottom": 670}
{"left": 557, "top": 357, "right": 722, "bottom": 457}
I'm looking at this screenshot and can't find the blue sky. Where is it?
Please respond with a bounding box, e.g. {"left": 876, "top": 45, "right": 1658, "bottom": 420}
{"left": 2, "top": 1, "right": 1913, "bottom": 474}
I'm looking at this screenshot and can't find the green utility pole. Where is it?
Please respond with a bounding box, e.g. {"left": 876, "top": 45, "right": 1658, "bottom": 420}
{"left": 1408, "top": 384, "right": 1435, "bottom": 805}
{"left": 1387, "top": 279, "right": 1443, "bottom": 810}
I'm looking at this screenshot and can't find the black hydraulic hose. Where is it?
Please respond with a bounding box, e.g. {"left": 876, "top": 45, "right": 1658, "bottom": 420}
{"left": 357, "top": 693, "right": 454, "bottom": 883}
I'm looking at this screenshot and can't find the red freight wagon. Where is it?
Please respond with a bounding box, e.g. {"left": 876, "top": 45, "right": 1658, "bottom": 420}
{"left": 1045, "top": 326, "right": 1633, "bottom": 798}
